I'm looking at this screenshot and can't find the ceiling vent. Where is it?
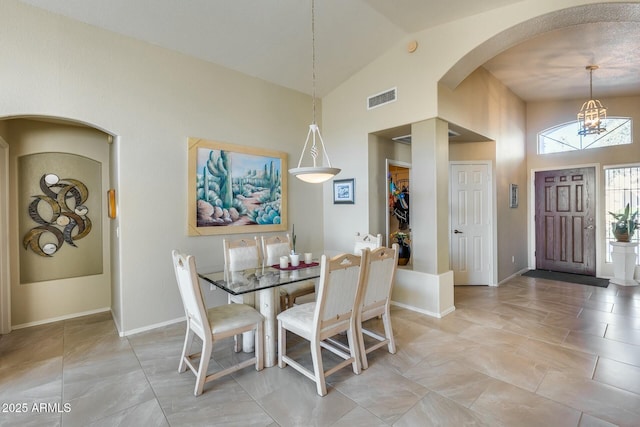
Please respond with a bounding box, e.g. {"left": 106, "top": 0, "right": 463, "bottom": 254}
{"left": 367, "top": 87, "right": 397, "bottom": 110}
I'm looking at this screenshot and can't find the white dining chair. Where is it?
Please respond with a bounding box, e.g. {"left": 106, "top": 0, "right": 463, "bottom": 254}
{"left": 223, "top": 237, "right": 261, "bottom": 352}
{"left": 171, "top": 250, "right": 264, "bottom": 396}
{"left": 356, "top": 244, "right": 399, "bottom": 369}
{"left": 261, "top": 234, "right": 316, "bottom": 310}
{"left": 277, "top": 251, "right": 368, "bottom": 396}
{"left": 353, "top": 232, "right": 382, "bottom": 255}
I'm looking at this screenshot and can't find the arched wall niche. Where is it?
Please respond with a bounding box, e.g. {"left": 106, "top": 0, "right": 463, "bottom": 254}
{"left": 0, "top": 114, "right": 119, "bottom": 332}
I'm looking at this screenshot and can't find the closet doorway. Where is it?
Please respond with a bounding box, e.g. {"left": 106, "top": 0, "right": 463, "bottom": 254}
{"left": 386, "top": 160, "right": 411, "bottom": 247}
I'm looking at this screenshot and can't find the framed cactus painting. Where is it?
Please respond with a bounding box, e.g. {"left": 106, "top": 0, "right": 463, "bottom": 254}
{"left": 188, "top": 137, "right": 288, "bottom": 236}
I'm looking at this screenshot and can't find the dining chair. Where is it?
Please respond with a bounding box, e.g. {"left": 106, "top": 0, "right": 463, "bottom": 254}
{"left": 277, "top": 251, "right": 368, "bottom": 396}
{"left": 223, "top": 237, "right": 261, "bottom": 352}
{"left": 171, "top": 250, "right": 264, "bottom": 396}
{"left": 261, "top": 234, "right": 316, "bottom": 310}
{"left": 353, "top": 232, "right": 382, "bottom": 255}
{"left": 356, "top": 244, "right": 399, "bottom": 369}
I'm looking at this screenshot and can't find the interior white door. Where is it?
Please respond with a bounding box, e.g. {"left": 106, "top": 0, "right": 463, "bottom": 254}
{"left": 450, "top": 163, "right": 492, "bottom": 285}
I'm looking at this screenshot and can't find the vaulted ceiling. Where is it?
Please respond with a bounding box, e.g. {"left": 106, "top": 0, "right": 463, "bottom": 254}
{"left": 18, "top": 0, "right": 640, "bottom": 102}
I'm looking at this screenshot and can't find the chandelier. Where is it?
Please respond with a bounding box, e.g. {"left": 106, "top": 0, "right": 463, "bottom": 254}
{"left": 289, "top": 0, "right": 340, "bottom": 184}
{"left": 577, "top": 65, "right": 607, "bottom": 136}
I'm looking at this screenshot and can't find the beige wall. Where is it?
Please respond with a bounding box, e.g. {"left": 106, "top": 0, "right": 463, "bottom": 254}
{"left": 440, "top": 67, "right": 527, "bottom": 283}
{"left": 526, "top": 95, "right": 640, "bottom": 277}
{"left": 0, "top": 0, "right": 322, "bottom": 333}
{"left": 1, "top": 0, "right": 634, "bottom": 330}
{"left": 6, "top": 119, "right": 111, "bottom": 326}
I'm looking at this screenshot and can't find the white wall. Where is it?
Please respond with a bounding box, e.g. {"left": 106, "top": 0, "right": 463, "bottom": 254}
{"left": 0, "top": 0, "right": 323, "bottom": 334}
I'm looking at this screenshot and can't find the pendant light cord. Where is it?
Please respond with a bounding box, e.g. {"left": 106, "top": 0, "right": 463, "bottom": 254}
{"left": 311, "top": 0, "right": 317, "bottom": 125}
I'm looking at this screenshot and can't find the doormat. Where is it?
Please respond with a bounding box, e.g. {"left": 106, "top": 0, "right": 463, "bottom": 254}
{"left": 521, "top": 270, "right": 609, "bottom": 288}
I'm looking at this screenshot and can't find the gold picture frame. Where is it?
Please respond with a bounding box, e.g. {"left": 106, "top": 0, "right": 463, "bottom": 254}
{"left": 188, "top": 137, "right": 288, "bottom": 236}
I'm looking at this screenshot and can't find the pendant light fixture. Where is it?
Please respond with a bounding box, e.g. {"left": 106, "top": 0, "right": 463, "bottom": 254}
{"left": 289, "top": 0, "right": 341, "bottom": 184}
{"left": 577, "top": 65, "right": 607, "bottom": 136}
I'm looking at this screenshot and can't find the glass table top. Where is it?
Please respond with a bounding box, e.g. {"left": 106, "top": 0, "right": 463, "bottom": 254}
{"left": 198, "top": 264, "right": 321, "bottom": 295}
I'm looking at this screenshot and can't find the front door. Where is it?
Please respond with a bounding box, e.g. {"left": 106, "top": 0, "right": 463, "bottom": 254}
{"left": 535, "top": 167, "right": 596, "bottom": 275}
{"left": 450, "top": 163, "right": 493, "bottom": 285}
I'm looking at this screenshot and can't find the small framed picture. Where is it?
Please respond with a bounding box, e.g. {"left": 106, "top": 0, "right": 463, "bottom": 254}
{"left": 333, "top": 178, "right": 355, "bottom": 204}
{"left": 509, "top": 183, "right": 518, "bottom": 208}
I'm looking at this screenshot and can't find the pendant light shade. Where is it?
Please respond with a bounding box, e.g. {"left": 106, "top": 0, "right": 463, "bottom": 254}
{"left": 577, "top": 65, "right": 607, "bottom": 136}
{"left": 289, "top": 0, "right": 340, "bottom": 183}
{"left": 289, "top": 124, "right": 341, "bottom": 183}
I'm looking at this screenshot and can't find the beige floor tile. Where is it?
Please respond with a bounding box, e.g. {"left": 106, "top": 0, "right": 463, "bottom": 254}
{"left": 403, "top": 360, "right": 499, "bottom": 408}
{"left": 395, "top": 391, "right": 503, "bottom": 427}
{"left": 458, "top": 345, "right": 549, "bottom": 392}
{"left": 502, "top": 320, "right": 570, "bottom": 344}
{"left": 472, "top": 380, "right": 581, "bottom": 427}
{"left": 515, "top": 337, "right": 597, "bottom": 377}
{"left": 604, "top": 322, "right": 640, "bottom": 346}
{"left": 4, "top": 275, "right": 640, "bottom": 426}
{"left": 592, "top": 357, "right": 640, "bottom": 395}
{"left": 578, "top": 307, "right": 640, "bottom": 329}
{"left": 578, "top": 413, "right": 619, "bottom": 427}
{"left": 458, "top": 323, "right": 529, "bottom": 350}
{"left": 562, "top": 331, "right": 640, "bottom": 367}
{"left": 537, "top": 370, "right": 640, "bottom": 427}
{"left": 542, "top": 312, "right": 608, "bottom": 337}
{"left": 334, "top": 364, "right": 428, "bottom": 424}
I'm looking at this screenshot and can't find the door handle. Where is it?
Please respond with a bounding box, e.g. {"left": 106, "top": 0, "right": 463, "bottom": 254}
{"left": 584, "top": 225, "right": 594, "bottom": 229}
{"left": 454, "top": 230, "right": 463, "bottom": 234}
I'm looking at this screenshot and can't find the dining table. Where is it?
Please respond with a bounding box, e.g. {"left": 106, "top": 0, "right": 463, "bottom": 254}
{"left": 198, "top": 261, "right": 320, "bottom": 367}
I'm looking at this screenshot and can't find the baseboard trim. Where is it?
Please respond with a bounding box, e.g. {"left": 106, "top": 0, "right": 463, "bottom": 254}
{"left": 391, "top": 300, "right": 456, "bottom": 318}
{"left": 497, "top": 267, "right": 530, "bottom": 286}
{"left": 11, "top": 307, "right": 111, "bottom": 330}
{"left": 119, "top": 316, "right": 185, "bottom": 337}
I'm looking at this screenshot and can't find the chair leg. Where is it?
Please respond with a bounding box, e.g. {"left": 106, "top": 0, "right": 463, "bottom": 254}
{"left": 194, "top": 341, "right": 213, "bottom": 396}
{"left": 346, "top": 325, "right": 362, "bottom": 375}
{"left": 277, "top": 320, "right": 287, "bottom": 368}
{"left": 382, "top": 311, "right": 396, "bottom": 354}
{"left": 179, "top": 327, "right": 195, "bottom": 373}
{"left": 255, "top": 321, "right": 264, "bottom": 371}
{"left": 310, "top": 338, "right": 327, "bottom": 396}
{"left": 356, "top": 320, "right": 369, "bottom": 370}
{"left": 234, "top": 334, "right": 242, "bottom": 352}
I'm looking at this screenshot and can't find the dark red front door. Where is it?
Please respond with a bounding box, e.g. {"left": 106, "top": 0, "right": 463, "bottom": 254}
{"left": 535, "top": 167, "right": 596, "bottom": 275}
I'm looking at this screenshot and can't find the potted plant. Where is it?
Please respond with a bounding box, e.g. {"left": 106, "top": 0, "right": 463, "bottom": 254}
{"left": 390, "top": 231, "right": 411, "bottom": 265}
{"left": 609, "top": 203, "right": 639, "bottom": 242}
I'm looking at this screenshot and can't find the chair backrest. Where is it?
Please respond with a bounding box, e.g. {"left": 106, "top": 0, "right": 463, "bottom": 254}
{"left": 172, "top": 250, "right": 210, "bottom": 338}
{"left": 361, "top": 244, "right": 398, "bottom": 312}
{"left": 223, "top": 237, "right": 261, "bottom": 272}
{"left": 354, "top": 232, "right": 382, "bottom": 255}
{"left": 261, "top": 234, "right": 292, "bottom": 266}
{"left": 314, "top": 251, "right": 368, "bottom": 334}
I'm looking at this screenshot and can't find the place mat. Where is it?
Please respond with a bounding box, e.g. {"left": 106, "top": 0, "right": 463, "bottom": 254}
{"left": 271, "top": 261, "right": 319, "bottom": 271}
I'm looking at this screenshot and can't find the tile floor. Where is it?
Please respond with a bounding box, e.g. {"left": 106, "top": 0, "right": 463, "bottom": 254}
{"left": 1, "top": 275, "right": 640, "bottom": 426}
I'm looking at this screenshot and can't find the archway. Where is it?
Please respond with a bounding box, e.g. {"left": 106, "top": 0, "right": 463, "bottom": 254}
{"left": 0, "top": 116, "right": 119, "bottom": 332}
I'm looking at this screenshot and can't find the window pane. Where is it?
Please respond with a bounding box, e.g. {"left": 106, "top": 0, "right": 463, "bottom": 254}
{"left": 605, "top": 166, "right": 640, "bottom": 263}
{"left": 538, "top": 118, "right": 632, "bottom": 154}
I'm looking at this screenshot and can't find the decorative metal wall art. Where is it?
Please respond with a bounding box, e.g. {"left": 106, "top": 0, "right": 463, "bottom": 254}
{"left": 23, "top": 173, "right": 92, "bottom": 256}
